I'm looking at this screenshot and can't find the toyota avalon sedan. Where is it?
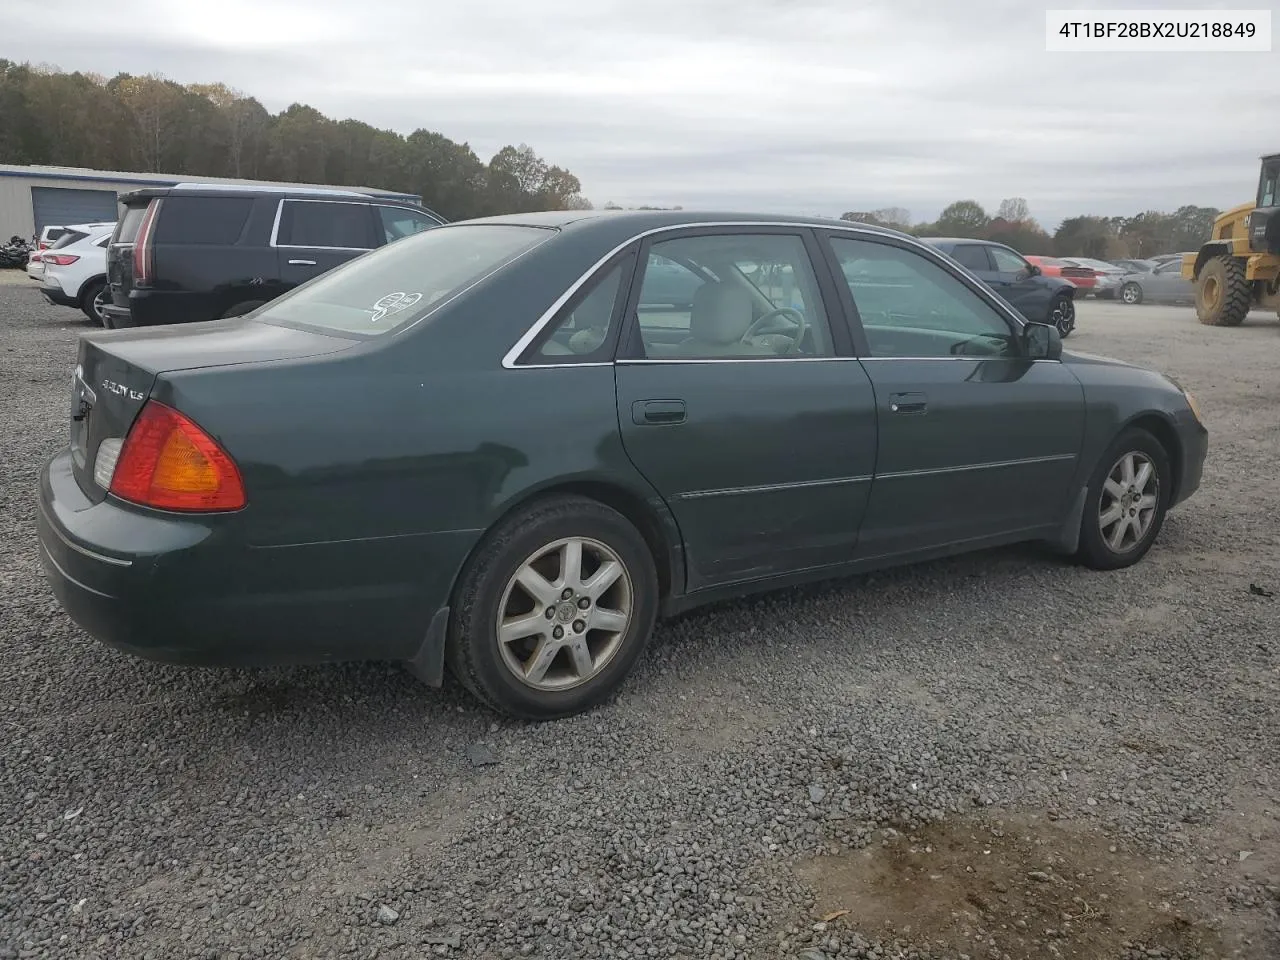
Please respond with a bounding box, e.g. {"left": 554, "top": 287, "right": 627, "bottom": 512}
{"left": 37, "top": 210, "right": 1208, "bottom": 720}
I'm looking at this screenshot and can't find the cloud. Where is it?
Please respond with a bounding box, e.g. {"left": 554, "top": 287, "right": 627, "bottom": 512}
{"left": 6, "top": 0, "right": 1274, "bottom": 227}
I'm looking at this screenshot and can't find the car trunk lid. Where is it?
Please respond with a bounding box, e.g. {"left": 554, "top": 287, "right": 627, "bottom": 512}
{"left": 69, "top": 319, "right": 356, "bottom": 504}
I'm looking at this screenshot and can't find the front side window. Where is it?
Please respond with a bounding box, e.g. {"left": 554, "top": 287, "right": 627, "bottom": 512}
{"left": 990, "top": 246, "right": 1031, "bottom": 275}
{"left": 949, "top": 244, "right": 992, "bottom": 272}
{"left": 377, "top": 206, "right": 441, "bottom": 244}
{"left": 830, "top": 236, "right": 1017, "bottom": 359}
{"left": 255, "top": 224, "right": 551, "bottom": 337}
{"left": 628, "top": 233, "right": 835, "bottom": 359}
{"left": 276, "top": 200, "right": 375, "bottom": 249}
{"left": 1259, "top": 163, "right": 1278, "bottom": 208}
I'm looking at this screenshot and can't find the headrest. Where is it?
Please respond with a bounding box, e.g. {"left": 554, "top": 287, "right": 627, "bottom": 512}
{"left": 689, "top": 283, "right": 753, "bottom": 344}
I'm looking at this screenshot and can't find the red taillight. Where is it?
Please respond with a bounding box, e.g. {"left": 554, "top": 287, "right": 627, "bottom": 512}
{"left": 109, "top": 401, "right": 245, "bottom": 512}
{"left": 38, "top": 241, "right": 49, "bottom": 251}
{"left": 132, "top": 200, "right": 160, "bottom": 286}
{"left": 43, "top": 254, "right": 80, "bottom": 266}
{"left": 30, "top": 253, "right": 42, "bottom": 262}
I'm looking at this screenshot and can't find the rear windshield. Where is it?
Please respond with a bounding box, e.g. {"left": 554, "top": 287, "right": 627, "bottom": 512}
{"left": 255, "top": 224, "right": 553, "bottom": 337}
{"left": 114, "top": 203, "right": 151, "bottom": 243}
{"left": 50, "top": 229, "right": 90, "bottom": 250}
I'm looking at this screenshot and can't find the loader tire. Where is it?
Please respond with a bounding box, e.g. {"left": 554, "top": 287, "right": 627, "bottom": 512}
{"left": 1195, "top": 255, "right": 1251, "bottom": 327}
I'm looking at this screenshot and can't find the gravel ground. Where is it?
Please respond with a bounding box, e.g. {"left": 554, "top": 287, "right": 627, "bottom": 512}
{"left": 1, "top": 283, "right": 1278, "bottom": 960}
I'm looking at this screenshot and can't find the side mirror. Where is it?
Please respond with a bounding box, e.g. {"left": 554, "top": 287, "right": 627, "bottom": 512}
{"left": 1027, "top": 264, "right": 1041, "bottom": 276}
{"left": 1022, "top": 321, "right": 1061, "bottom": 360}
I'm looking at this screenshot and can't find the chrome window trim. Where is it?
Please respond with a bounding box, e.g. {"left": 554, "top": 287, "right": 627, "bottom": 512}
{"left": 269, "top": 197, "right": 378, "bottom": 251}
{"left": 502, "top": 220, "right": 1037, "bottom": 369}
{"left": 508, "top": 356, "right": 1064, "bottom": 370}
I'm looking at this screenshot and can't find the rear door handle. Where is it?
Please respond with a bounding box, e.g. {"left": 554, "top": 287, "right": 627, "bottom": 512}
{"left": 632, "top": 399, "right": 686, "bottom": 425}
{"left": 288, "top": 259, "right": 317, "bottom": 266}
{"left": 889, "top": 392, "right": 927, "bottom": 414}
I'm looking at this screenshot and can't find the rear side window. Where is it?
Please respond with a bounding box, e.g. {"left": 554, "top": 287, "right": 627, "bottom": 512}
{"left": 949, "top": 245, "right": 992, "bottom": 271}
{"left": 275, "top": 201, "right": 375, "bottom": 249}
{"left": 115, "top": 204, "right": 151, "bottom": 243}
{"left": 256, "top": 224, "right": 552, "bottom": 337}
{"left": 50, "top": 230, "right": 89, "bottom": 250}
{"left": 153, "top": 197, "right": 253, "bottom": 245}
{"left": 377, "top": 206, "right": 441, "bottom": 243}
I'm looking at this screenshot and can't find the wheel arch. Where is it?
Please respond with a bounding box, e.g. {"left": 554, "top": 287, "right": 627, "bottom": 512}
{"left": 1192, "top": 242, "right": 1233, "bottom": 278}
{"left": 76, "top": 273, "right": 107, "bottom": 304}
{"left": 464, "top": 477, "right": 685, "bottom": 607}
{"left": 1119, "top": 411, "right": 1183, "bottom": 503}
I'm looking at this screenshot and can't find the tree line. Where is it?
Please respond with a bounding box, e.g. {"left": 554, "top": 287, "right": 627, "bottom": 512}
{"left": 0, "top": 61, "right": 590, "bottom": 221}
{"left": 841, "top": 197, "right": 1221, "bottom": 260}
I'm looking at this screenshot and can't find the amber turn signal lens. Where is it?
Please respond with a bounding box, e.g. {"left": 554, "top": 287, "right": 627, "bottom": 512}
{"left": 109, "top": 401, "right": 245, "bottom": 511}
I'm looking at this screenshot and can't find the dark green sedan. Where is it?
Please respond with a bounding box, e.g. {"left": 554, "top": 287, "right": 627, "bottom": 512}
{"left": 36, "top": 211, "right": 1208, "bottom": 720}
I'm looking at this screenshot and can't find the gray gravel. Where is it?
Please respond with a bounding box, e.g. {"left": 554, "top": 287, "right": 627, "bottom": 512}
{"left": 2, "top": 282, "right": 1278, "bottom": 960}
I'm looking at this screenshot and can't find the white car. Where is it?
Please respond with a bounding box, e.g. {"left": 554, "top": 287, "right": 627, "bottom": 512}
{"left": 26, "top": 249, "right": 45, "bottom": 281}
{"left": 37, "top": 221, "right": 116, "bottom": 325}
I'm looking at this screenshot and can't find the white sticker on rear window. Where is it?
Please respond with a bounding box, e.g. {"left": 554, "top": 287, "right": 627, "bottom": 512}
{"left": 370, "top": 291, "right": 423, "bottom": 323}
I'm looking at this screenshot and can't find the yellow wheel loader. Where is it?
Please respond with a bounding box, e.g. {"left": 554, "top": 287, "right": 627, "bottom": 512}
{"left": 1184, "top": 153, "right": 1280, "bottom": 326}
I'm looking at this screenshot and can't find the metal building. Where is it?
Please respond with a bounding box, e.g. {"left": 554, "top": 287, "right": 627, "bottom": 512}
{"left": 0, "top": 164, "right": 423, "bottom": 239}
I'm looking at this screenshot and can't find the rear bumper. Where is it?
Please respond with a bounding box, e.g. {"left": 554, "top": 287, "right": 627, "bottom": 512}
{"left": 40, "top": 281, "right": 78, "bottom": 308}
{"left": 108, "top": 289, "right": 214, "bottom": 326}
{"left": 37, "top": 448, "right": 476, "bottom": 669}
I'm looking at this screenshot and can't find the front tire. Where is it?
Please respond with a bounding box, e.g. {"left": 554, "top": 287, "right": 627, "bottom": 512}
{"left": 444, "top": 495, "right": 659, "bottom": 720}
{"left": 1075, "top": 427, "right": 1171, "bottom": 571}
{"left": 1120, "top": 282, "right": 1142, "bottom": 305}
{"left": 1049, "top": 294, "right": 1075, "bottom": 337}
{"left": 1195, "top": 255, "right": 1250, "bottom": 326}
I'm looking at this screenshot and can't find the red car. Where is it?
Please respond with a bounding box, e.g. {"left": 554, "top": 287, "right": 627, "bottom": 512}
{"left": 1025, "top": 255, "right": 1098, "bottom": 292}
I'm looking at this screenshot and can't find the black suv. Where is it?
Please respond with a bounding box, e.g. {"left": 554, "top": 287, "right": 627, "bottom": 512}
{"left": 921, "top": 237, "right": 1077, "bottom": 337}
{"left": 102, "top": 184, "right": 445, "bottom": 328}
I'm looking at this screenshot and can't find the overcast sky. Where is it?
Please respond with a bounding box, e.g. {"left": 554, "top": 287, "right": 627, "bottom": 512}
{"left": 6, "top": 0, "right": 1275, "bottom": 227}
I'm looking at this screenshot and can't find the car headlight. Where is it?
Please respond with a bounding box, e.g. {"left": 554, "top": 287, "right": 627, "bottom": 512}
{"left": 1182, "top": 388, "right": 1203, "bottom": 424}
{"left": 1164, "top": 375, "right": 1203, "bottom": 424}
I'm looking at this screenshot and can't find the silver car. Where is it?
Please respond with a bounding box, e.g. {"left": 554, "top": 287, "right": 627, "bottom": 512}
{"left": 1118, "top": 257, "right": 1196, "bottom": 305}
{"left": 1062, "top": 257, "right": 1129, "bottom": 300}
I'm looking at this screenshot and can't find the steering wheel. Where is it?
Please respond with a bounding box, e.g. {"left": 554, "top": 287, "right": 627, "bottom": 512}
{"left": 740, "top": 306, "right": 807, "bottom": 353}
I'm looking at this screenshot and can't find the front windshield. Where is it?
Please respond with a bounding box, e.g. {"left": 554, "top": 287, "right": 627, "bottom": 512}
{"left": 255, "top": 224, "right": 552, "bottom": 337}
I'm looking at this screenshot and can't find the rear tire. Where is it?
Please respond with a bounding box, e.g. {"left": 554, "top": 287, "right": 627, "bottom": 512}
{"left": 1075, "top": 427, "right": 1171, "bottom": 571}
{"left": 221, "top": 299, "right": 267, "bottom": 319}
{"left": 1195, "top": 255, "right": 1250, "bottom": 326}
{"left": 444, "top": 495, "right": 660, "bottom": 720}
{"left": 79, "top": 278, "right": 109, "bottom": 326}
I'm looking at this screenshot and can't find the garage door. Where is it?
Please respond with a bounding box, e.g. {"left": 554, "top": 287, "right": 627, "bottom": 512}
{"left": 30, "top": 186, "right": 120, "bottom": 233}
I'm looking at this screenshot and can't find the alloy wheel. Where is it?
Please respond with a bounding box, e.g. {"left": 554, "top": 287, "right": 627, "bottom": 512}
{"left": 1098, "top": 451, "right": 1159, "bottom": 554}
{"left": 496, "top": 536, "right": 634, "bottom": 691}
{"left": 1051, "top": 297, "right": 1075, "bottom": 334}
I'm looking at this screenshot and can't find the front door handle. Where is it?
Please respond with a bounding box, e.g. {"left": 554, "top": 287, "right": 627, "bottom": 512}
{"left": 889, "top": 392, "right": 927, "bottom": 415}
{"left": 632, "top": 399, "right": 686, "bottom": 425}
{"left": 288, "top": 259, "right": 317, "bottom": 266}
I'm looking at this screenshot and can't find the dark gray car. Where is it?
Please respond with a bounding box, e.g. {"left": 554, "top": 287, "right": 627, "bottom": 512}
{"left": 922, "top": 237, "right": 1078, "bottom": 337}
{"left": 1119, "top": 258, "right": 1196, "bottom": 305}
